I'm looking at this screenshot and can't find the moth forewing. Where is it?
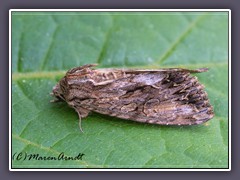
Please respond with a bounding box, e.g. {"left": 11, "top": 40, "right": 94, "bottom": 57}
{"left": 52, "top": 64, "right": 214, "bottom": 131}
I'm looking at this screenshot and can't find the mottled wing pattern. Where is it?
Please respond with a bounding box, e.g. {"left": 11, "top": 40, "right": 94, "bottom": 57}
{"left": 53, "top": 64, "right": 214, "bottom": 126}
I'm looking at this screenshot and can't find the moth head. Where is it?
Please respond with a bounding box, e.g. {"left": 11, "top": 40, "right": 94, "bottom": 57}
{"left": 51, "top": 81, "right": 66, "bottom": 102}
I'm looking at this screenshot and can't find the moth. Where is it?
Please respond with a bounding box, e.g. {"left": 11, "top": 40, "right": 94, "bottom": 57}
{"left": 52, "top": 64, "right": 214, "bottom": 131}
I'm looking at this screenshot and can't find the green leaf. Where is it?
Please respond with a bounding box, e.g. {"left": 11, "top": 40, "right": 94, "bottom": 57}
{"left": 12, "top": 11, "right": 229, "bottom": 168}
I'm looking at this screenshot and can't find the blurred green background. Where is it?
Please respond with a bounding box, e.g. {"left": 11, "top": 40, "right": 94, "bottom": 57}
{"left": 12, "top": 11, "right": 229, "bottom": 168}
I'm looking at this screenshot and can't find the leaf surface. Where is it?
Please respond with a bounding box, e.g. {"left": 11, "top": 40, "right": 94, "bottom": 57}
{"left": 12, "top": 11, "right": 229, "bottom": 168}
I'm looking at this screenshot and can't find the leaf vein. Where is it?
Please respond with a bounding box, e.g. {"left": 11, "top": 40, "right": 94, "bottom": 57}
{"left": 40, "top": 15, "right": 59, "bottom": 70}
{"left": 16, "top": 81, "right": 38, "bottom": 110}
{"left": 97, "top": 15, "right": 115, "bottom": 65}
{"left": 17, "top": 31, "right": 24, "bottom": 72}
{"left": 12, "top": 62, "right": 227, "bottom": 81}
{"left": 157, "top": 14, "right": 207, "bottom": 64}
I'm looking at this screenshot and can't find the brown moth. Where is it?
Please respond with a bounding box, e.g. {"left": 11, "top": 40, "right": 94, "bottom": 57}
{"left": 52, "top": 64, "right": 214, "bottom": 131}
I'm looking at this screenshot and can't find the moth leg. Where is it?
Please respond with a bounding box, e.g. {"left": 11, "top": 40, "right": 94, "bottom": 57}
{"left": 50, "top": 99, "right": 61, "bottom": 103}
{"left": 77, "top": 112, "right": 84, "bottom": 133}
{"left": 74, "top": 107, "right": 90, "bottom": 133}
